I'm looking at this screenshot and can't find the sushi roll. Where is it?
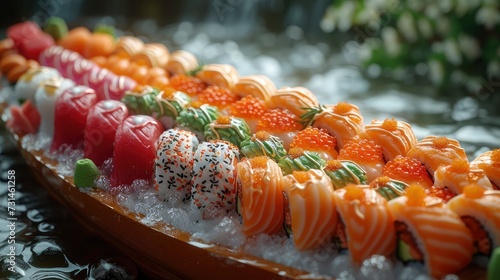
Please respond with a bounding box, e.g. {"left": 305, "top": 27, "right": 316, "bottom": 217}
{"left": 282, "top": 169, "right": 337, "bottom": 251}
{"left": 447, "top": 184, "right": 500, "bottom": 262}
{"left": 471, "top": 148, "right": 500, "bottom": 189}
{"left": 84, "top": 100, "right": 129, "bottom": 167}
{"left": 110, "top": 115, "right": 163, "bottom": 187}
{"left": 255, "top": 108, "right": 303, "bottom": 150}
{"left": 360, "top": 118, "right": 418, "bottom": 162}
{"left": 388, "top": 185, "right": 474, "bottom": 278}
{"left": 190, "top": 140, "right": 239, "bottom": 219}
{"left": 131, "top": 43, "right": 169, "bottom": 68}
{"left": 228, "top": 95, "right": 268, "bottom": 133}
{"left": 323, "top": 159, "right": 367, "bottom": 190}
{"left": 232, "top": 75, "right": 276, "bottom": 103}
{"left": 154, "top": 88, "right": 191, "bottom": 129}
{"left": 155, "top": 129, "right": 199, "bottom": 204}
{"left": 289, "top": 126, "right": 338, "bottom": 160}
{"left": 101, "top": 74, "right": 137, "bottom": 101}
{"left": 382, "top": 156, "right": 434, "bottom": 189}
{"left": 236, "top": 156, "right": 284, "bottom": 236}
{"left": 301, "top": 102, "right": 364, "bottom": 149}
{"left": 35, "top": 76, "right": 75, "bottom": 138}
{"left": 65, "top": 56, "right": 98, "bottom": 86}
{"left": 197, "top": 85, "right": 240, "bottom": 112}
{"left": 196, "top": 64, "right": 239, "bottom": 89}
{"left": 113, "top": 36, "right": 144, "bottom": 58}
{"left": 121, "top": 86, "right": 159, "bottom": 115}
{"left": 165, "top": 50, "right": 199, "bottom": 75}
{"left": 39, "top": 45, "right": 64, "bottom": 68}
{"left": 52, "top": 47, "right": 81, "bottom": 77}
{"left": 204, "top": 115, "right": 251, "bottom": 149}
{"left": 434, "top": 158, "right": 493, "bottom": 195}
{"left": 51, "top": 86, "right": 97, "bottom": 152}
{"left": 406, "top": 135, "right": 467, "bottom": 176}
{"left": 278, "top": 148, "right": 326, "bottom": 176}
{"left": 176, "top": 102, "right": 220, "bottom": 140}
{"left": 82, "top": 67, "right": 113, "bottom": 100}
{"left": 338, "top": 138, "right": 385, "bottom": 183}
{"left": 169, "top": 74, "right": 207, "bottom": 96}
{"left": 269, "top": 86, "right": 319, "bottom": 118}
{"left": 370, "top": 176, "right": 409, "bottom": 201}
{"left": 239, "top": 131, "right": 287, "bottom": 162}
{"left": 14, "top": 66, "right": 61, "bottom": 104}
{"left": 333, "top": 185, "right": 396, "bottom": 264}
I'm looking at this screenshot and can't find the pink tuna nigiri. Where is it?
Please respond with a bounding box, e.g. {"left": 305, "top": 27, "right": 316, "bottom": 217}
{"left": 110, "top": 115, "right": 162, "bottom": 187}
{"left": 84, "top": 100, "right": 128, "bottom": 167}
{"left": 51, "top": 86, "right": 97, "bottom": 152}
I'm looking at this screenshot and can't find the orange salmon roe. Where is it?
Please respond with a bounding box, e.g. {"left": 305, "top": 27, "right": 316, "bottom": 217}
{"left": 289, "top": 148, "right": 304, "bottom": 159}
{"left": 425, "top": 185, "right": 456, "bottom": 202}
{"left": 216, "top": 115, "right": 232, "bottom": 125}
{"left": 406, "top": 184, "right": 426, "bottom": 206}
{"left": 290, "top": 127, "right": 337, "bottom": 158}
{"left": 198, "top": 85, "right": 239, "bottom": 108}
{"left": 190, "top": 100, "right": 203, "bottom": 108}
{"left": 380, "top": 118, "right": 398, "bottom": 131}
{"left": 491, "top": 149, "right": 500, "bottom": 163}
{"left": 338, "top": 138, "right": 384, "bottom": 164}
{"left": 256, "top": 108, "right": 302, "bottom": 132}
{"left": 169, "top": 74, "right": 207, "bottom": 95}
{"left": 230, "top": 96, "right": 267, "bottom": 119}
{"left": 448, "top": 158, "right": 470, "bottom": 174}
{"left": 370, "top": 176, "right": 392, "bottom": 187}
{"left": 254, "top": 131, "right": 271, "bottom": 141}
{"left": 463, "top": 184, "right": 486, "bottom": 199}
{"left": 160, "top": 86, "right": 177, "bottom": 98}
{"left": 383, "top": 156, "right": 433, "bottom": 188}
{"left": 324, "top": 160, "right": 343, "bottom": 171}
{"left": 431, "top": 136, "right": 451, "bottom": 149}
{"left": 250, "top": 156, "right": 268, "bottom": 169}
{"left": 344, "top": 184, "right": 365, "bottom": 201}
{"left": 333, "top": 102, "right": 354, "bottom": 114}
{"left": 293, "top": 171, "right": 310, "bottom": 184}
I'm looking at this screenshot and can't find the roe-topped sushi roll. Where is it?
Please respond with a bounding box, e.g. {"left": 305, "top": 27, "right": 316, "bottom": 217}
{"left": 155, "top": 129, "right": 199, "bottom": 204}
{"left": 382, "top": 156, "right": 434, "bottom": 189}
{"left": 447, "top": 184, "right": 500, "bottom": 261}
{"left": 338, "top": 138, "right": 385, "bottom": 183}
{"left": 434, "top": 158, "right": 493, "bottom": 195}
{"left": 289, "top": 126, "right": 338, "bottom": 160}
{"left": 333, "top": 185, "right": 396, "bottom": 264}
{"left": 255, "top": 108, "right": 303, "bottom": 150}
{"left": 197, "top": 85, "right": 240, "bottom": 112}
{"left": 283, "top": 169, "right": 337, "bottom": 251}
{"left": 236, "top": 156, "right": 284, "bottom": 236}
{"left": 301, "top": 102, "right": 364, "bottom": 149}
{"left": 228, "top": 95, "right": 268, "bottom": 133}
{"left": 388, "top": 185, "right": 474, "bottom": 279}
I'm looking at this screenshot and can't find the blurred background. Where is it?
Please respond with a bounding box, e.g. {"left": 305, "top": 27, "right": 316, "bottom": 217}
{"left": 1, "top": 0, "right": 499, "bottom": 279}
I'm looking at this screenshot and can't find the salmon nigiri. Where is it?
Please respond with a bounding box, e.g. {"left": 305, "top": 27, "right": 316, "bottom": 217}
{"left": 232, "top": 75, "right": 276, "bottom": 103}
{"left": 434, "top": 158, "right": 493, "bottom": 195}
{"left": 360, "top": 118, "right": 418, "bottom": 162}
{"left": 471, "top": 148, "right": 500, "bottom": 189}
{"left": 447, "top": 185, "right": 500, "bottom": 261}
{"left": 165, "top": 50, "right": 199, "bottom": 75}
{"left": 196, "top": 64, "right": 239, "bottom": 89}
{"left": 268, "top": 86, "right": 319, "bottom": 118}
{"left": 333, "top": 185, "right": 396, "bottom": 264}
{"left": 301, "top": 102, "right": 364, "bottom": 149}
{"left": 407, "top": 135, "right": 467, "bottom": 176}
{"left": 388, "top": 185, "right": 474, "bottom": 279}
{"left": 236, "top": 156, "right": 284, "bottom": 236}
{"left": 283, "top": 169, "right": 337, "bottom": 251}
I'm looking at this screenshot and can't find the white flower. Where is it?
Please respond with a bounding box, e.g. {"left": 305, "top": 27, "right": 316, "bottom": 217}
{"left": 417, "top": 17, "right": 433, "bottom": 38}
{"left": 382, "top": 27, "right": 401, "bottom": 56}
{"left": 320, "top": 6, "right": 337, "bottom": 33}
{"left": 476, "top": 5, "right": 500, "bottom": 29}
{"left": 397, "top": 12, "right": 417, "bottom": 42}
{"left": 337, "top": 1, "right": 356, "bottom": 32}
{"left": 458, "top": 35, "right": 480, "bottom": 60}
{"left": 444, "top": 39, "right": 463, "bottom": 65}
{"left": 428, "top": 60, "right": 445, "bottom": 85}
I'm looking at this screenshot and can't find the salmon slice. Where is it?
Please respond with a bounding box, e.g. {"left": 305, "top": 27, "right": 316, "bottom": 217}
{"left": 334, "top": 185, "right": 396, "bottom": 264}
{"left": 470, "top": 149, "right": 500, "bottom": 189}
{"left": 236, "top": 156, "right": 284, "bottom": 236}
{"left": 232, "top": 75, "right": 276, "bottom": 103}
{"left": 283, "top": 169, "right": 337, "bottom": 251}
{"left": 196, "top": 64, "right": 239, "bottom": 89}
{"left": 434, "top": 158, "right": 493, "bottom": 194}
{"left": 388, "top": 185, "right": 474, "bottom": 278}
{"left": 268, "top": 86, "right": 319, "bottom": 117}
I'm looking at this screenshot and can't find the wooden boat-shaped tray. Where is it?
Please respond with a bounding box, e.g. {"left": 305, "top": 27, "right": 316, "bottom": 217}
{"left": 0, "top": 105, "right": 487, "bottom": 280}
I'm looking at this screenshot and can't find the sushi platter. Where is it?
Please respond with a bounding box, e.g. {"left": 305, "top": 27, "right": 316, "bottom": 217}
{"left": 1, "top": 19, "right": 499, "bottom": 280}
